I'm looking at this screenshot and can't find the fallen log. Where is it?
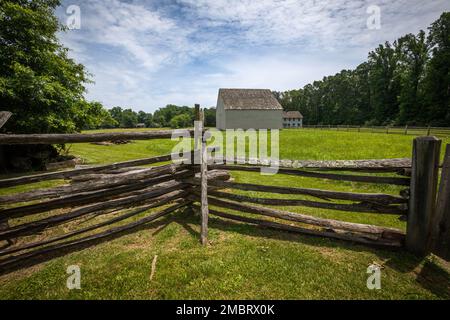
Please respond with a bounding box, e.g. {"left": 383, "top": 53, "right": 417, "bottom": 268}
{"left": 200, "top": 206, "right": 403, "bottom": 247}
{"left": 0, "top": 201, "right": 191, "bottom": 273}
{"left": 0, "top": 190, "right": 188, "bottom": 257}
{"left": 192, "top": 180, "right": 406, "bottom": 205}
{"left": 0, "top": 181, "right": 188, "bottom": 240}
{"left": 210, "top": 165, "right": 411, "bottom": 186}
{"left": 204, "top": 190, "right": 407, "bottom": 215}
{"left": 201, "top": 196, "right": 404, "bottom": 241}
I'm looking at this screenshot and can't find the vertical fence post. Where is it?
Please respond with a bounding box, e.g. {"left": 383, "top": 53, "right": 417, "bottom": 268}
{"left": 431, "top": 144, "right": 450, "bottom": 260}
{"left": 427, "top": 126, "right": 431, "bottom": 136}
{"left": 199, "top": 108, "right": 209, "bottom": 246}
{"left": 404, "top": 125, "right": 408, "bottom": 135}
{"left": 406, "top": 136, "right": 441, "bottom": 256}
{"left": 193, "top": 104, "right": 201, "bottom": 164}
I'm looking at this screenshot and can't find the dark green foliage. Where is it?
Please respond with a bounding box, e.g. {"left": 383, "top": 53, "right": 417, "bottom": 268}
{"left": 0, "top": 0, "right": 111, "bottom": 134}
{"left": 153, "top": 105, "right": 194, "bottom": 128}
{"left": 0, "top": 0, "right": 114, "bottom": 171}
{"left": 105, "top": 105, "right": 215, "bottom": 129}
{"left": 277, "top": 13, "right": 450, "bottom": 127}
{"left": 203, "top": 107, "right": 216, "bottom": 127}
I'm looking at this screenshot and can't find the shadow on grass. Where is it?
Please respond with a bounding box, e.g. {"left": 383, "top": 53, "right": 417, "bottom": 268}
{"left": 0, "top": 213, "right": 177, "bottom": 276}
{"left": 415, "top": 260, "right": 450, "bottom": 299}
{"left": 199, "top": 214, "right": 449, "bottom": 299}
{"left": 1, "top": 209, "right": 448, "bottom": 299}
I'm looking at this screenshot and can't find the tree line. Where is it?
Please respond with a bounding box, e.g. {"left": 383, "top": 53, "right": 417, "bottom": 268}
{"left": 275, "top": 12, "right": 450, "bottom": 127}
{"left": 103, "top": 105, "right": 216, "bottom": 129}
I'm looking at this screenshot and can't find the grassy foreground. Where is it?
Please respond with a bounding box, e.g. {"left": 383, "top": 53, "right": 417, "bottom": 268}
{"left": 0, "top": 129, "right": 449, "bottom": 299}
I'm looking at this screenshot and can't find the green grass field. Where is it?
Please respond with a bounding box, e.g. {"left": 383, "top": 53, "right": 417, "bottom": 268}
{"left": 0, "top": 129, "right": 449, "bottom": 299}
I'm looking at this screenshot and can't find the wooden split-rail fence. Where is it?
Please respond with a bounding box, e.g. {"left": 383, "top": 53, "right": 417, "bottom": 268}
{"left": 0, "top": 106, "right": 449, "bottom": 274}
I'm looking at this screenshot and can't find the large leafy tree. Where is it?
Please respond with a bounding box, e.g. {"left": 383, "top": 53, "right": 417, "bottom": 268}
{"left": 0, "top": 0, "right": 106, "bottom": 134}
{"left": 422, "top": 12, "right": 450, "bottom": 126}
{"left": 396, "top": 32, "right": 429, "bottom": 125}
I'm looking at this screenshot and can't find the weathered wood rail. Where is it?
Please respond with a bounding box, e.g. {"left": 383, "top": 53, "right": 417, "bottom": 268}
{"left": 0, "top": 108, "right": 449, "bottom": 273}
{"left": 0, "top": 129, "right": 195, "bottom": 144}
{"left": 303, "top": 125, "right": 450, "bottom": 137}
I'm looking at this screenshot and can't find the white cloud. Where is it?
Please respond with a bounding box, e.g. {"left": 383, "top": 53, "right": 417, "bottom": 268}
{"left": 57, "top": 0, "right": 450, "bottom": 112}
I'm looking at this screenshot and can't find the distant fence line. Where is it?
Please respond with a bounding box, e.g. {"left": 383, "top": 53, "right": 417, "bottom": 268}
{"left": 302, "top": 125, "right": 450, "bottom": 137}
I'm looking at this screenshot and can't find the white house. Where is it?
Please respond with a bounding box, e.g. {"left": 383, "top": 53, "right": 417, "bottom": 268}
{"left": 216, "top": 88, "right": 283, "bottom": 130}
{"left": 282, "top": 111, "right": 303, "bottom": 128}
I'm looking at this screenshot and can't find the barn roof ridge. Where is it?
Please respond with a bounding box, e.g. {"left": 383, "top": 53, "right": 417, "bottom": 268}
{"left": 282, "top": 111, "right": 303, "bottom": 119}
{"left": 218, "top": 88, "right": 283, "bottom": 110}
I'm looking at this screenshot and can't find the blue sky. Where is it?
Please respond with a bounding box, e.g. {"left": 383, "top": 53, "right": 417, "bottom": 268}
{"left": 56, "top": 0, "right": 450, "bottom": 113}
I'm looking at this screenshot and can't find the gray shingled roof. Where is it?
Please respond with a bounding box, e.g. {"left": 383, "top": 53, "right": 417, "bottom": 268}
{"left": 283, "top": 111, "right": 303, "bottom": 119}
{"left": 218, "top": 88, "right": 283, "bottom": 110}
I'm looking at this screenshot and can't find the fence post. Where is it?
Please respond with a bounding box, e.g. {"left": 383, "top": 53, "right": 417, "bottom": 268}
{"left": 386, "top": 126, "right": 389, "bottom": 134}
{"left": 406, "top": 136, "right": 441, "bottom": 256}
{"left": 427, "top": 126, "right": 431, "bottom": 136}
{"left": 431, "top": 144, "right": 450, "bottom": 260}
{"left": 193, "top": 104, "right": 201, "bottom": 165}
{"left": 199, "top": 108, "right": 209, "bottom": 246}
{"left": 404, "top": 125, "right": 408, "bottom": 135}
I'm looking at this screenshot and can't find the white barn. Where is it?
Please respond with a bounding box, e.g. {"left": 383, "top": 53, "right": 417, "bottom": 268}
{"left": 216, "top": 89, "right": 283, "bottom": 130}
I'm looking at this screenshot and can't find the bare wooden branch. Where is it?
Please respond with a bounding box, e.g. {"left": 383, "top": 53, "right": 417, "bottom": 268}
{"left": 201, "top": 196, "right": 404, "bottom": 241}
{"left": 201, "top": 206, "right": 402, "bottom": 247}
{"left": 210, "top": 165, "right": 411, "bottom": 186}
{"left": 204, "top": 190, "right": 407, "bottom": 215}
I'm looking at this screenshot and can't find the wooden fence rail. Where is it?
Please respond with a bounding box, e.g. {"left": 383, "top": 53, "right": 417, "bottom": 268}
{"left": 210, "top": 165, "right": 411, "bottom": 186}
{"left": 302, "top": 125, "right": 450, "bottom": 137}
{"left": 0, "top": 129, "right": 196, "bottom": 145}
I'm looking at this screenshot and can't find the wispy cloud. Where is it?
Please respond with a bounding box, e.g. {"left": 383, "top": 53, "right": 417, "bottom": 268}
{"left": 57, "top": 0, "right": 450, "bottom": 111}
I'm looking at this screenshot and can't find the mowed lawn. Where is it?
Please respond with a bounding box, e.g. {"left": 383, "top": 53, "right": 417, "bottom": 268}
{"left": 0, "top": 129, "right": 449, "bottom": 299}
